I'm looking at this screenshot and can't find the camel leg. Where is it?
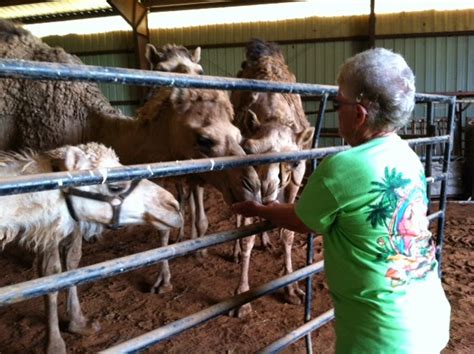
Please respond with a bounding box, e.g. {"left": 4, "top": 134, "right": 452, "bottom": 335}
{"left": 150, "top": 230, "right": 173, "bottom": 294}
{"left": 281, "top": 168, "right": 306, "bottom": 304}
{"left": 281, "top": 228, "right": 305, "bottom": 304}
{"left": 38, "top": 244, "right": 67, "bottom": 354}
{"left": 260, "top": 229, "right": 273, "bottom": 250}
{"left": 191, "top": 185, "right": 208, "bottom": 258}
{"left": 64, "top": 231, "right": 100, "bottom": 335}
{"left": 233, "top": 214, "right": 243, "bottom": 263}
{"left": 230, "top": 217, "right": 255, "bottom": 318}
{"left": 175, "top": 182, "right": 186, "bottom": 243}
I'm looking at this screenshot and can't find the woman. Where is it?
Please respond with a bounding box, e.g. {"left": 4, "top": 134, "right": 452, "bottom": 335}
{"left": 232, "top": 48, "right": 450, "bottom": 353}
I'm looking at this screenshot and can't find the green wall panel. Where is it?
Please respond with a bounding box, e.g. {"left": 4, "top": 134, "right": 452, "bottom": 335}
{"left": 43, "top": 33, "right": 474, "bottom": 136}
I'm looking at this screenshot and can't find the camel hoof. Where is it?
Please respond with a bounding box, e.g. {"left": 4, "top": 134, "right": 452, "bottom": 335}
{"left": 150, "top": 283, "right": 173, "bottom": 294}
{"left": 233, "top": 254, "right": 241, "bottom": 264}
{"left": 196, "top": 248, "right": 208, "bottom": 258}
{"left": 260, "top": 233, "right": 274, "bottom": 251}
{"left": 229, "top": 303, "right": 252, "bottom": 318}
{"left": 284, "top": 284, "right": 306, "bottom": 305}
{"left": 68, "top": 318, "right": 101, "bottom": 335}
{"left": 47, "top": 338, "right": 67, "bottom": 354}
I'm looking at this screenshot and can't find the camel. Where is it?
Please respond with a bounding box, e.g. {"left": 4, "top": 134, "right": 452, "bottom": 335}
{"left": 230, "top": 38, "right": 315, "bottom": 317}
{"left": 0, "top": 20, "right": 261, "bottom": 293}
{"left": 0, "top": 142, "right": 182, "bottom": 354}
{"left": 144, "top": 42, "right": 206, "bottom": 245}
{"left": 145, "top": 42, "right": 203, "bottom": 74}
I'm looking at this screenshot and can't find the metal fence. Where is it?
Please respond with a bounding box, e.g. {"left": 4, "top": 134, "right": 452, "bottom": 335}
{"left": 0, "top": 58, "right": 456, "bottom": 353}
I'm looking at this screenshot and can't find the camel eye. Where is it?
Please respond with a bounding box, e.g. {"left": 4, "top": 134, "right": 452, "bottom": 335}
{"left": 107, "top": 183, "right": 127, "bottom": 194}
{"left": 197, "top": 135, "right": 215, "bottom": 151}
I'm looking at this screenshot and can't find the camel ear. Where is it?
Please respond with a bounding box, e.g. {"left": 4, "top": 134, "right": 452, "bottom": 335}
{"left": 64, "top": 146, "right": 91, "bottom": 171}
{"left": 243, "top": 109, "right": 261, "bottom": 133}
{"left": 296, "top": 127, "right": 315, "bottom": 148}
{"left": 170, "top": 87, "right": 192, "bottom": 113}
{"left": 193, "top": 46, "right": 201, "bottom": 63}
{"left": 145, "top": 43, "right": 163, "bottom": 70}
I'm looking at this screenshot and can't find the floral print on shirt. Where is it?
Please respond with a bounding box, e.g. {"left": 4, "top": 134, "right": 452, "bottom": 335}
{"left": 366, "top": 167, "right": 437, "bottom": 287}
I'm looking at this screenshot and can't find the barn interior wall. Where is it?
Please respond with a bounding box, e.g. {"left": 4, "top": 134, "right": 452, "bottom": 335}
{"left": 40, "top": 9, "right": 474, "bottom": 133}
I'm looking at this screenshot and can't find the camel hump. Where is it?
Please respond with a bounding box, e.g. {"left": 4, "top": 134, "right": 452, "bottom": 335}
{"left": 246, "top": 38, "right": 283, "bottom": 62}
{"left": 0, "top": 19, "right": 30, "bottom": 40}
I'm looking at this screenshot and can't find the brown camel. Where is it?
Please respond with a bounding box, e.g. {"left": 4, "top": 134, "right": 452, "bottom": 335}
{"left": 230, "top": 38, "right": 314, "bottom": 317}
{"left": 0, "top": 142, "right": 182, "bottom": 354}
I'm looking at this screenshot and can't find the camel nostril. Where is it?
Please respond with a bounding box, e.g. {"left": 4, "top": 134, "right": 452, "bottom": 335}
{"left": 168, "top": 199, "right": 180, "bottom": 213}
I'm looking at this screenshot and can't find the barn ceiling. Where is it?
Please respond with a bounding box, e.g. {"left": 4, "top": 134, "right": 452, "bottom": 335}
{"left": 0, "top": 0, "right": 298, "bottom": 24}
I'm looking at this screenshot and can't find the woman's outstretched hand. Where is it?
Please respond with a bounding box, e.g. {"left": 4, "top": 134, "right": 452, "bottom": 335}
{"left": 231, "top": 200, "right": 263, "bottom": 218}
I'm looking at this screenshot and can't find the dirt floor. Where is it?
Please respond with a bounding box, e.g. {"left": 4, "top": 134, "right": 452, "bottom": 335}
{"left": 0, "top": 189, "right": 472, "bottom": 354}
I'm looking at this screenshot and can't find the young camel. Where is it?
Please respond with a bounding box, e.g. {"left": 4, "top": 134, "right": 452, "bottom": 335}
{"left": 0, "top": 142, "right": 182, "bottom": 354}
{"left": 144, "top": 43, "right": 207, "bottom": 249}
{"left": 0, "top": 21, "right": 261, "bottom": 293}
{"left": 230, "top": 38, "right": 315, "bottom": 317}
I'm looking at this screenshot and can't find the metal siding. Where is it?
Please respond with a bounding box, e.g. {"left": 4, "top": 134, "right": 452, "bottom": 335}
{"left": 42, "top": 28, "right": 473, "bottom": 122}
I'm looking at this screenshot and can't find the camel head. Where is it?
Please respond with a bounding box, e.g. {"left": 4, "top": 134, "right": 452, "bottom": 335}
{"left": 145, "top": 43, "right": 203, "bottom": 75}
{"left": 238, "top": 109, "right": 314, "bottom": 203}
{"left": 166, "top": 88, "right": 261, "bottom": 205}
{"left": 51, "top": 143, "right": 183, "bottom": 231}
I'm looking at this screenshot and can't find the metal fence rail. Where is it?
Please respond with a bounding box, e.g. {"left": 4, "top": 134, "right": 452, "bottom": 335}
{"left": 0, "top": 136, "right": 449, "bottom": 196}
{"left": 0, "top": 59, "right": 456, "bottom": 353}
{"left": 100, "top": 261, "right": 326, "bottom": 354}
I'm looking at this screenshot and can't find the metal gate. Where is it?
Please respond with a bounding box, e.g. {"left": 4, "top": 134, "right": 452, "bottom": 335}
{"left": 0, "top": 59, "right": 456, "bottom": 353}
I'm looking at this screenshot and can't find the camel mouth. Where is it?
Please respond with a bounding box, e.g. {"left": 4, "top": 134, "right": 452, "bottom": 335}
{"left": 152, "top": 219, "right": 183, "bottom": 231}
{"left": 147, "top": 212, "right": 183, "bottom": 230}
{"left": 262, "top": 195, "right": 276, "bottom": 204}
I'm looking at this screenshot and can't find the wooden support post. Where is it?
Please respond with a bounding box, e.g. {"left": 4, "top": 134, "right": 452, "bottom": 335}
{"left": 368, "top": 0, "right": 376, "bottom": 49}
{"left": 108, "top": 0, "right": 150, "bottom": 103}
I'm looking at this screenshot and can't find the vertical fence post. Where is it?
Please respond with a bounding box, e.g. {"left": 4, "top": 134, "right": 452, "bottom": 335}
{"left": 436, "top": 97, "right": 456, "bottom": 277}
{"left": 425, "top": 102, "right": 435, "bottom": 212}
{"left": 304, "top": 94, "right": 329, "bottom": 353}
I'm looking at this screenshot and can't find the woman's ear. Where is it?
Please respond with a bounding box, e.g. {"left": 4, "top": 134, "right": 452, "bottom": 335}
{"left": 355, "top": 103, "right": 368, "bottom": 128}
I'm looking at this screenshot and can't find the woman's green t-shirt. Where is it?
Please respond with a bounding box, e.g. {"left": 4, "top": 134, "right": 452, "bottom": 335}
{"left": 296, "top": 134, "right": 450, "bottom": 354}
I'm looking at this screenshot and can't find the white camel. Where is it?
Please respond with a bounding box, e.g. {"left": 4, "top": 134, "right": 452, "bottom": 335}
{"left": 0, "top": 142, "right": 182, "bottom": 354}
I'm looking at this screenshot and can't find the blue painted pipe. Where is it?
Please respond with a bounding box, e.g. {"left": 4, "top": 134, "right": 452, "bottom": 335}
{"left": 0, "top": 222, "right": 275, "bottom": 306}
{"left": 257, "top": 309, "right": 335, "bottom": 354}
{"left": 0, "top": 59, "right": 455, "bottom": 103}
{"left": 0, "top": 136, "right": 449, "bottom": 196}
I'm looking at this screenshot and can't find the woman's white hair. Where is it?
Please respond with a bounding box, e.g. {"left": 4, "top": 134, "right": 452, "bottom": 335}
{"left": 336, "top": 48, "right": 415, "bottom": 132}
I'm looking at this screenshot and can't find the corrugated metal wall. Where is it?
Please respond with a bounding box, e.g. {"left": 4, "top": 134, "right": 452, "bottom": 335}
{"left": 40, "top": 9, "right": 474, "bottom": 140}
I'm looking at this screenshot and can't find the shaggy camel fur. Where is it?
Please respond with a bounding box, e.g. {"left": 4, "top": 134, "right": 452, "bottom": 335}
{"left": 230, "top": 38, "right": 315, "bottom": 317}
{"left": 0, "top": 20, "right": 261, "bottom": 293}
{"left": 0, "top": 142, "right": 182, "bottom": 354}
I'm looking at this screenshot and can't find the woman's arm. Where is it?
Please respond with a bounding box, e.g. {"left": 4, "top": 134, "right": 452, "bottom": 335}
{"left": 231, "top": 201, "right": 314, "bottom": 234}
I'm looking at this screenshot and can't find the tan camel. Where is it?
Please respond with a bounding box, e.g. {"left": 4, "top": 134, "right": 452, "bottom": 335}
{"left": 230, "top": 38, "right": 314, "bottom": 317}
{"left": 0, "top": 21, "right": 261, "bottom": 293}
{"left": 145, "top": 42, "right": 207, "bottom": 249}
{"left": 0, "top": 142, "right": 182, "bottom": 354}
